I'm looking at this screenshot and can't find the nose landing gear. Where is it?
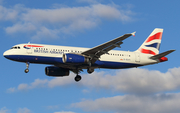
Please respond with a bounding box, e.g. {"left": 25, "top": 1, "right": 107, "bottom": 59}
{"left": 25, "top": 69, "right": 29, "bottom": 73}
{"left": 25, "top": 62, "right": 29, "bottom": 73}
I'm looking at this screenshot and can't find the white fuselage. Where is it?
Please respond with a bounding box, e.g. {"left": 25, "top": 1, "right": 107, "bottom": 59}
{"left": 3, "top": 28, "right": 172, "bottom": 82}
{"left": 3, "top": 43, "right": 159, "bottom": 69}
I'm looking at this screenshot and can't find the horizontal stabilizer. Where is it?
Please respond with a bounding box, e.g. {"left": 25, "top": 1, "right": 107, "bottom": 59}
{"left": 150, "top": 50, "right": 175, "bottom": 60}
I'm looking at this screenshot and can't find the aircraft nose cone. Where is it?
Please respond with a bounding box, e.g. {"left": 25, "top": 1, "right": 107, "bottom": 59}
{"left": 3, "top": 51, "right": 8, "bottom": 58}
{"left": 3, "top": 50, "right": 12, "bottom": 59}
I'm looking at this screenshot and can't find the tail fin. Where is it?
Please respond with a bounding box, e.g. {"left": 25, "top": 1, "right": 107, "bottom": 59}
{"left": 136, "top": 28, "right": 163, "bottom": 55}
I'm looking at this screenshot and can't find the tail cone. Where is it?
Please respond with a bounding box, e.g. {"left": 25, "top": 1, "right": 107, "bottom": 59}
{"left": 159, "top": 57, "right": 168, "bottom": 62}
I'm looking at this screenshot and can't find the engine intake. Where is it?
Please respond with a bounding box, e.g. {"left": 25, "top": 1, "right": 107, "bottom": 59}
{"left": 62, "top": 53, "right": 89, "bottom": 64}
{"left": 45, "top": 66, "right": 69, "bottom": 77}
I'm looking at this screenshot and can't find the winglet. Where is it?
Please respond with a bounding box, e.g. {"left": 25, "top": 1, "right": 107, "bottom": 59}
{"left": 131, "top": 31, "right": 136, "bottom": 37}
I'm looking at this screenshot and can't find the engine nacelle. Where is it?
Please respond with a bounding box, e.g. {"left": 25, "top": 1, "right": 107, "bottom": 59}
{"left": 45, "top": 66, "right": 69, "bottom": 77}
{"left": 62, "top": 53, "right": 89, "bottom": 64}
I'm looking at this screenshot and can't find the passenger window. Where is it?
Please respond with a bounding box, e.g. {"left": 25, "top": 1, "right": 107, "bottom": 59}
{"left": 18, "top": 47, "right": 20, "bottom": 49}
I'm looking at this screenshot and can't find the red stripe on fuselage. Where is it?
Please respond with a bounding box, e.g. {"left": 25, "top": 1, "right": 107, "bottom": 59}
{"left": 146, "top": 32, "right": 162, "bottom": 43}
{"left": 24, "top": 45, "right": 44, "bottom": 47}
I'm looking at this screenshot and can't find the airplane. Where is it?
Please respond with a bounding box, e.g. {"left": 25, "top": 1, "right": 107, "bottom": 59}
{"left": 3, "top": 28, "right": 175, "bottom": 82}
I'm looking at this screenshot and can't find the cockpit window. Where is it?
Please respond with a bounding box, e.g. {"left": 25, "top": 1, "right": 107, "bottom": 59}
{"left": 11, "top": 46, "right": 21, "bottom": 49}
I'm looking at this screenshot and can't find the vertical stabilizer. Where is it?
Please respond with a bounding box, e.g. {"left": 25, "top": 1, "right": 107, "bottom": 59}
{"left": 135, "top": 28, "right": 163, "bottom": 55}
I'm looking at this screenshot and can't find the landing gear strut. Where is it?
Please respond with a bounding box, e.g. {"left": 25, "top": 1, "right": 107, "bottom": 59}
{"left": 25, "top": 62, "right": 29, "bottom": 73}
{"left": 73, "top": 67, "right": 82, "bottom": 82}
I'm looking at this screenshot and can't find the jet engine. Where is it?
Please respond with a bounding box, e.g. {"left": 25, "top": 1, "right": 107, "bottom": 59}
{"left": 62, "top": 53, "right": 89, "bottom": 64}
{"left": 45, "top": 66, "right": 69, "bottom": 77}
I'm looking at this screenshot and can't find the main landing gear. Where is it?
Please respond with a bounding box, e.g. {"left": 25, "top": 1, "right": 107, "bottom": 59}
{"left": 74, "top": 75, "right": 81, "bottom": 82}
{"left": 73, "top": 68, "right": 82, "bottom": 82}
{"left": 25, "top": 62, "right": 29, "bottom": 73}
{"left": 73, "top": 67, "right": 94, "bottom": 82}
{"left": 87, "top": 68, "right": 94, "bottom": 74}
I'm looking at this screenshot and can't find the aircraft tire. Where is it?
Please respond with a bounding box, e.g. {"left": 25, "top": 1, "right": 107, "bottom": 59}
{"left": 75, "top": 75, "right": 81, "bottom": 82}
{"left": 25, "top": 69, "right": 29, "bottom": 73}
{"left": 87, "top": 68, "right": 94, "bottom": 74}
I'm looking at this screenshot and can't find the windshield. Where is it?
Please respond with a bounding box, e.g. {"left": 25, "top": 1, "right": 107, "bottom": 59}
{"left": 11, "top": 46, "right": 20, "bottom": 49}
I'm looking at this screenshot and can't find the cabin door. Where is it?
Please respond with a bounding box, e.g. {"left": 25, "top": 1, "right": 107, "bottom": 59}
{"left": 26, "top": 45, "right": 32, "bottom": 54}
{"left": 135, "top": 53, "right": 140, "bottom": 62}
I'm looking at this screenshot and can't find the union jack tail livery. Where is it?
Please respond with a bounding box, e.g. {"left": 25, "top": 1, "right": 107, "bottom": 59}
{"left": 136, "top": 28, "right": 163, "bottom": 55}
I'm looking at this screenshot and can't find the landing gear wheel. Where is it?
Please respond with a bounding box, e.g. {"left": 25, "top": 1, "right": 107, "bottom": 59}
{"left": 25, "top": 69, "right": 29, "bottom": 73}
{"left": 87, "top": 68, "right": 94, "bottom": 74}
{"left": 74, "top": 75, "right": 81, "bottom": 82}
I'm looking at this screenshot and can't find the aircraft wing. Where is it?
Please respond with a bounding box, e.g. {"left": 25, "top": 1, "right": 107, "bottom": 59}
{"left": 81, "top": 32, "right": 136, "bottom": 63}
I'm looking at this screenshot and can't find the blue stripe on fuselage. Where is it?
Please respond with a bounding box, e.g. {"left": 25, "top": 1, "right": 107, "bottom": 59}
{"left": 96, "top": 60, "right": 142, "bottom": 69}
{"left": 4, "top": 55, "right": 142, "bottom": 69}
